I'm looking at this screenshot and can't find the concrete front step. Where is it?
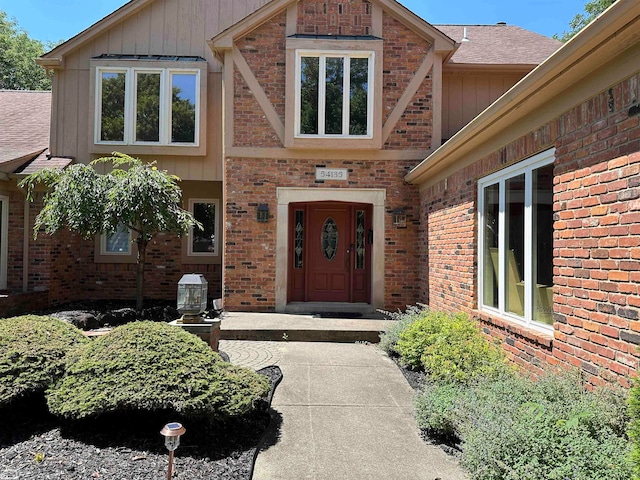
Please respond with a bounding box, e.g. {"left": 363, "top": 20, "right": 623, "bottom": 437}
{"left": 219, "top": 311, "right": 393, "bottom": 343}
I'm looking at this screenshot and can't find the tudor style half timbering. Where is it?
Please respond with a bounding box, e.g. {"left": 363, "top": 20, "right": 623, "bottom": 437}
{"left": 211, "top": 0, "right": 456, "bottom": 312}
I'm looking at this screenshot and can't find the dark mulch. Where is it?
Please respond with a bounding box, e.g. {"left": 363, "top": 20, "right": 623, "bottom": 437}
{"left": 0, "top": 365, "right": 282, "bottom": 480}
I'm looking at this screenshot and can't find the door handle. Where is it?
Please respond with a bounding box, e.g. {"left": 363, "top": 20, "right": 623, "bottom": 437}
{"left": 346, "top": 244, "right": 354, "bottom": 271}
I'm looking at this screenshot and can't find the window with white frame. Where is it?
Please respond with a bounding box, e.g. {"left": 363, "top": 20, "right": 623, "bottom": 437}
{"left": 100, "top": 225, "right": 132, "bottom": 255}
{"left": 96, "top": 67, "right": 199, "bottom": 145}
{"left": 189, "top": 199, "right": 218, "bottom": 256}
{"left": 478, "top": 149, "right": 555, "bottom": 331}
{"left": 296, "top": 51, "right": 373, "bottom": 138}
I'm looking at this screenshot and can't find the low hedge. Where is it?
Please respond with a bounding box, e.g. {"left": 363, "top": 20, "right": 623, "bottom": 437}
{"left": 416, "top": 371, "right": 632, "bottom": 480}
{"left": 47, "top": 321, "right": 270, "bottom": 420}
{"left": 0, "top": 315, "right": 89, "bottom": 406}
{"left": 394, "top": 309, "right": 509, "bottom": 384}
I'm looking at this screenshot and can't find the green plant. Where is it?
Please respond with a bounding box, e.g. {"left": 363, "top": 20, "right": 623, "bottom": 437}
{"left": 396, "top": 310, "right": 509, "bottom": 383}
{"left": 628, "top": 374, "right": 640, "bottom": 479}
{"left": 455, "top": 372, "right": 632, "bottom": 480}
{"left": 414, "top": 382, "right": 464, "bottom": 438}
{"left": 0, "top": 315, "right": 89, "bottom": 406}
{"left": 378, "top": 304, "right": 428, "bottom": 355}
{"left": 46, "top": 321, "right": 270, "bottom": 420}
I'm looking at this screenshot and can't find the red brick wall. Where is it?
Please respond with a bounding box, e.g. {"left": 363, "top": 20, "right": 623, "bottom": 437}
{"left": 234, "top": 13, "right": 286, "bottom": 148}
{"left": 224, "top": 157, "right": 420, "bottom": 311}
{"left": 297, "top": 0, "right": 372, "bottom": 36}
{"left": 420, "top": 73, "right": 640, "bottom": 386}
{"left": 382, "top": 15, "right": 433, "bottom": 149}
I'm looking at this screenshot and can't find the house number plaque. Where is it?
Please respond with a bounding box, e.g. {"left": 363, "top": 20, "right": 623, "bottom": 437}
{"left": 316, "top": 168, "right": 349, "bottom": 181}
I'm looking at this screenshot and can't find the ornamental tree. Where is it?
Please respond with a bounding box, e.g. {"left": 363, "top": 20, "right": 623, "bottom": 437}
{"left": 19, "top": 152, "right": 199, "bottom": 312}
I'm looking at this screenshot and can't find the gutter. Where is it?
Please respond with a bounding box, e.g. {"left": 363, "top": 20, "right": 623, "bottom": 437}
{"left": 405, "top": 0, "right": 640, "bottom": 187}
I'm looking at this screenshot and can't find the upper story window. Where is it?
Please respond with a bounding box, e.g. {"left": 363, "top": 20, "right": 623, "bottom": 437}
{"left": 90, "top": 56, "right": 207, "bottom": 155}
{"left": 285, "top": 37, "right": 383, "bottom": 150}
{"left": 296, "top": 52, "right": 373, "bottom": 138}
{"left": 478, "top": 149, "right": 555, "bottom": 332}
{"left": 96, "top": 67, "right": 199, "bottom": 146}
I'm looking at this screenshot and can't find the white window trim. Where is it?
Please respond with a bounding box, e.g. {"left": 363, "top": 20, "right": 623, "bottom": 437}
{"left": 477, "top": 148, "right": 555, "bottom": 333}
{"left": 188, "top": 198, "right": 219, "bottom": 257}
{"left": 100, "top": 227, "right": 132, "bottom": 256}
{"left": 0, "top": 196, "right": 8, "bottom": 290}
{"left": 94, "top": 67, "right": 200, "bottom": 147}
{"left": 294, "top": 50, "right": 374, "bottom": 139}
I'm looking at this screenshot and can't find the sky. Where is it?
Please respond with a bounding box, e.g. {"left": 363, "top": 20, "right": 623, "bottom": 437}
{"left": 0, "top": 0, "right": 589, "bottom": 44}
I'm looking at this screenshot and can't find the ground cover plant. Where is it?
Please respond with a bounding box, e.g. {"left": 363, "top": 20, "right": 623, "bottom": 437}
{"left": 47, "top": 321, "right": 270, "bottom": 420}
{"left": 381, "top": 305, "right": 634, "bottom": 480}
{"left": 0, "top": 315, "right": 89, "bottom": 406}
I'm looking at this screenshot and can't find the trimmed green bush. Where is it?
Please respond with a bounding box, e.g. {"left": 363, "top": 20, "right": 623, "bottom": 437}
{"left": 416, "top": 371, "right": 632, "bottom": 480}
{"left": 628, "top": 375, "right": 640, "bottom": 479}
{"left": 378, "top": 304, "right": 428, "bottom": 355}
{"left": 0, "top": 315, "right": 89, "bottom": 406}
{"left": 46, "top": 321, "right": 270, "bottom": 420}
{"left": 396, "top": 310, "right": 509, "bottom": 383}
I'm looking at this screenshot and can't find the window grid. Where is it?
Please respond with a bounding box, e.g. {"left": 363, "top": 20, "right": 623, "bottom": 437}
{"left": 478, "top": 149, "right": 555, "bottom": 332}
{"left": 95, "top": 67, "right": 199, "bottom": 146}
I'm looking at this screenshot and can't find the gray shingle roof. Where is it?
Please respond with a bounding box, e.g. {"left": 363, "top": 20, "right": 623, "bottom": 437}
{"left": 0, "top": 90, "right": 72, "bottom": 173}
{"left": 436, "top": 24, "right": 562, "bottom": 66}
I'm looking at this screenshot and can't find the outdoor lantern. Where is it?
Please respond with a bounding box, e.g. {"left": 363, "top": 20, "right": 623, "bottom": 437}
{"left": 257, "top": 204, "right": 270, "bottom": 223}
{"left": 160, "top": 422, "right": 186, "bottom": 480}
{"left": 392, "top": 208, "right": 407, "bottom": 228}
{"left": 177, "top": 273, "right": 208, "bottom": 321}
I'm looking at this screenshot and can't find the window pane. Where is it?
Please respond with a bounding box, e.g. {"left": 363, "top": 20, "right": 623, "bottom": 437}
{"left": 171, "top": 73, "right": 197, "bottom": 143}
{"left": 325, "top": 57, "right": 344, "bottom": 135}
{"left": 533, "top": 164, "right": 554, "bottom": 325}
{"left": 192, "top": 202, "right": 216, "bottom": 253}
{"left": 349, "top": 57, "right": 369, "bottom": 136}
{"left": 136, "top": 72, "right": 161, "bottom": 142}
{"left": 100, "top": 72, "right": 126, "bottom": 142}
{"left": 321, "top": 217, "right": 338, "bottom": 261}
{"left": 505, "top": 174, "right": 525, "bottom": 317}
{"left": 356, "top": 210, "right": 365, "bottom": 269}
{"left": 105, "top": 225, "right": 130, "bottom": 254}
{"left": 294, "top": 210, "right": 304, "bottom": 269}
{"left": 483, "top": 184, "right": 500, "bottom": 308}
{"left": 300, "top": 57, "right": 319, "bottom": 135}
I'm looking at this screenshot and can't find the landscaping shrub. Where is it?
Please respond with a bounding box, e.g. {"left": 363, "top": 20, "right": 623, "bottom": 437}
{"left": 0, "top": 315, "right": 89, "bottom": 406}
{"left": 378, "top": 304, "right": 427, "bottom": 355}
{"left": 628, "top": 375, "right": 640, "bottom": 479}
{"left": 395, "top": 310, "right": 509, "bottom": 384}
{"left": 47, "top": 321, "right": 270, "bottom": 420}
{"left": 416, "top": 370, "right": 632, "bottom": 480}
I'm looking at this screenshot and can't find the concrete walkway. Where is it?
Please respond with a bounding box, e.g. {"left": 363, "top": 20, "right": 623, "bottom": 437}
{"left": 220, "top": 340, "right": 468, "bottom": 480}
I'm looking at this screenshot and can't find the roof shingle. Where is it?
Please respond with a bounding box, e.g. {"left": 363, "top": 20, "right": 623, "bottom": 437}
{"left": 436, "top": 24, "right": 562, "bottom": 66}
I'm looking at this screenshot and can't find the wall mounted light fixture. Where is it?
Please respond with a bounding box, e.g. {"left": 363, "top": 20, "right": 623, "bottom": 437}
{"left": 392, "top": 208, "right": 406, "bottom": 228}
{"left": 257, "top": 204, "right": 270, "bottom": 223}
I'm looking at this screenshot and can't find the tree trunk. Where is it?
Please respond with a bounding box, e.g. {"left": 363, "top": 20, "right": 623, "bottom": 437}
{"left": 136, "top": 239, "right": 147, "bottom": 313}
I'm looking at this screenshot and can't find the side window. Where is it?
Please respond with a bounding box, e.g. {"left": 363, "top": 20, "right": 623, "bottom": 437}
{"left": 478, "top": 149, "right": 554, "bottom": 331}
{"left": 188, "top": 199, "right": 218, "bottom": 256}
{"left": 101, "top": 225, "right": 132, "bottom": 255}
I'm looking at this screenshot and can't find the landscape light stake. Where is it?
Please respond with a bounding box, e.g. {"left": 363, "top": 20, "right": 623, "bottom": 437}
{"left": 160, "top": 422, "right": 186, "bottom": 479}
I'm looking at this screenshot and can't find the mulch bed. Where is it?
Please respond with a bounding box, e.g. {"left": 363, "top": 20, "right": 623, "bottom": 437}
{"left": 1, "top": 299, "right": 284, "bottom": 478}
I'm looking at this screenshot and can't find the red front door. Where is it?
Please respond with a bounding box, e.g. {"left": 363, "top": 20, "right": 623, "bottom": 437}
{"left": 288, "top": 202, "right": 372, "bottom": 303}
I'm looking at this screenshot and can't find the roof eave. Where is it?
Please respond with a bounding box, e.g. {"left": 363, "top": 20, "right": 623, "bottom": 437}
{"left": 405, "top": 0, "right": 640, "bottom": 186}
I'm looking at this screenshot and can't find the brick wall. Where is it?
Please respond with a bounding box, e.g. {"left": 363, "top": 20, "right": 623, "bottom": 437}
{"left": 382, "top": 15, "right": 433, "bottom": 149}
{"left": 420, "top": 72, "right": 640, "bottom": 386}
{"left": 234, "top": 13, "right": 286, "bottom": 148}
{"left": 297, "top": 0, "right": 373, "bottom": 36}
{"left": 224, "top": 157, "right": 420, "bottom": 311}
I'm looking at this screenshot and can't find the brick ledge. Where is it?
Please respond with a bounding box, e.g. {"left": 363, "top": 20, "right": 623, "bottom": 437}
{"left": 474, "top": 311, "right": 554, "bottom": 349}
